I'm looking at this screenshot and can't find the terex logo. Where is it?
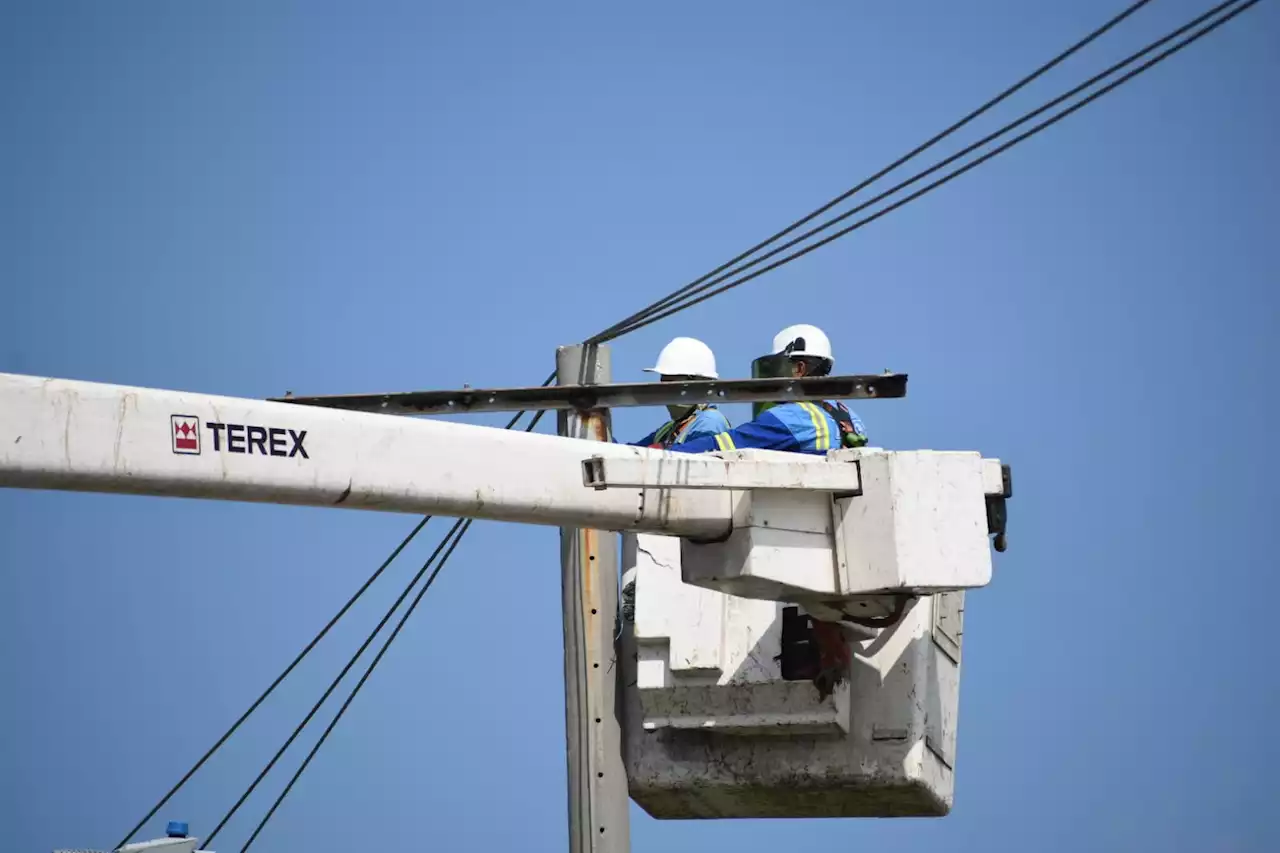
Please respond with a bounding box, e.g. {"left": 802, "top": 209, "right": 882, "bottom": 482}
{"left": 172, "top": 415, "right": 201, "bottom": 455}
{"left": 206, "top": 422, "right": 310, "bottom": 458}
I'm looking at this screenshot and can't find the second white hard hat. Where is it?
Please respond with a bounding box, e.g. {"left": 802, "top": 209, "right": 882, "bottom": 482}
{"left": 645, "top": 337, "right": 719, "bottom": 379}
{"left": 771, "top": 324, "right": 833, "bottom": 363}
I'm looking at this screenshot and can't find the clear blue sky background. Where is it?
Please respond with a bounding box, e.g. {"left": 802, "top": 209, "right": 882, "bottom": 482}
{"left": 3, "top": 1, "right": 1278, "bottom": 851}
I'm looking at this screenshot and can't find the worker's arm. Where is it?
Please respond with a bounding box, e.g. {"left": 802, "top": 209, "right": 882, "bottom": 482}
{"left": 627, "top": 427, "right": 661, "bottom": 448}
{"left": 667, "top": 410, "right": 798, "bottom": 454}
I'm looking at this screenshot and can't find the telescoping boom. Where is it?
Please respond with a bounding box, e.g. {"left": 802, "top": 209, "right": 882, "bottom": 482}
{"left": 6, "top": 365, "right": 1013, "bottom": 840}
{"left": 0, "top": 371, "right": 738, "bottom": 538}
{"left": 0, "top": 369, "right": 1010, "bottom": 607}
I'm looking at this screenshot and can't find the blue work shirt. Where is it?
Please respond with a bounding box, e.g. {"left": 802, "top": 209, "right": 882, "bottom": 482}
{"left": 668, "top": 401, "right": 866, "bottom": 456}
{"left": 630, "top": 405, "right": 731, "bottom": 449}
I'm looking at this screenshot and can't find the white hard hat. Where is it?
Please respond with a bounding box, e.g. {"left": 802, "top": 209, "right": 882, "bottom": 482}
{"left": 644, "top": 337, "right": 719, "bottom": 379}
{"left": 771, "top": 324, "right": 833, "bottom": 363}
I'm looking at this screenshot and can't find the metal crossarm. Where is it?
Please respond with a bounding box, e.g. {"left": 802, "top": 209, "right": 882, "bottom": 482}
{"left": 268, "top": 373, "right": 907, "bottom": 415}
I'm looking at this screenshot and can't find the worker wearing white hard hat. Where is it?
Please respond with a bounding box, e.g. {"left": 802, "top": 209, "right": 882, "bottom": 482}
{"left": 666, "top": 324, "right": 867, "bottom": 456}
{"left": 664, "top": 325, "right": 869, "bottom": 701}
{"left": 630, "top": 337, "right": 732, "bottom": 449}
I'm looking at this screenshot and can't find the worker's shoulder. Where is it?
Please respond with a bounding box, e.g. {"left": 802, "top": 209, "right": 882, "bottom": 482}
{"left": 779, "top": 399, "right": 865, "bottom": 423}
{"left": 681, "top": 407, "right": 731, "bottom": 442}
{"left": 823, "top": 399, "right": 868, "bottom": 435}
{"left": 768, "top": 400, "right": 837, "bottom": 423}
{"left": 695, "top": 406, "right": 732, "bottom": 427}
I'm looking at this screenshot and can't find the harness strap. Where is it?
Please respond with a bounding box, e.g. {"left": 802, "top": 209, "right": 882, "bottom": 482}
{"left": 656, "top": 404, "right": 711, "bottom": 449}
{"left": 817, "top": 401, "right": 868, "bottom": 448}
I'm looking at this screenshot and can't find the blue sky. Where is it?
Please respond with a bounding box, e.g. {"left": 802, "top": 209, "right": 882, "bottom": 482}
{"left": 2, "top": 1, "right": 1278, "bottom": 851}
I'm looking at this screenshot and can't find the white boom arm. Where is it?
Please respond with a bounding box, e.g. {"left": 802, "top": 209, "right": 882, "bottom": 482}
{"left": 0, "top": 372, "right": 734, "bottom": 538}
{"left": 14, "top": 369, "right": 1011, "bottom": 839}
{"left": 1, "top": 371, "right": 1011, "bottom": 604}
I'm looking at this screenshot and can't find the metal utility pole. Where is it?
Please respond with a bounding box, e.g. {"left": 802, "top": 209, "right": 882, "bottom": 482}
{"left": 556, "top": 344, "right": 630, "bottom": 853}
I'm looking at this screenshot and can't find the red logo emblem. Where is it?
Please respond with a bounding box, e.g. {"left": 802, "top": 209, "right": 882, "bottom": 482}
{"left": 171, "top": 415, "right": 201, "bottom": 455}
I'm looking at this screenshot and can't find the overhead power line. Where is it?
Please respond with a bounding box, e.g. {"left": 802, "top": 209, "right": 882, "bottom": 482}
{"left": 202, "top": 524, "right": 461, "bottom": 847}
{"left": 586, "top": 0, "right": 1156, "bottom": 343}
{"left": 599, "top": 0, "right": 1260, "bottom": 341}
{"left": 238, "top": 518, "right": 473, "bottom": 853}
{"left": 116, "top": 374, "right": 556, "bottom": 850}
{"left": 203, "top": 405, "right": 548, "bottom": 848}
{"left": 114, "top": 515, "right": 433, "bottom": 851}
{"left": 116, "top": 1, "right": 1262, "bottom": 845}
{"left": 219, "top": 407, "right": 549, "bottom": 850}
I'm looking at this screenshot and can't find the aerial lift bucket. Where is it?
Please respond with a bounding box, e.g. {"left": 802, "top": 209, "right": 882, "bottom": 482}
{"left": 610, "top": 448, "right": 1010, "bottom": 818}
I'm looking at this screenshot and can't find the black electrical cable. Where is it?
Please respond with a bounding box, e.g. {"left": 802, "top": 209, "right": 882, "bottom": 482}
{"left": 233, "top": 407, "right": 551, "bottom": 850}
{"left": 585, "top": 0, "right": 1156, "bottom": 343}
{"left": 202, "top": 525, "right": 460, "bottom": 847}
{"left": 202, "top": 406, "right": 548, "bottom": 848}
{"left": 109, "top": 0, "right": 1260, "bottom": 839}
{"left": 116, "top": 376, "right": 558, "bottom": 849}
{"left": 603, "top": 0, "right": 1258, "bottom": 340}
{"left": 113, "top": 514, "right": 432, "bottom": 851}
{"left": 600, "top": 0, "right": 1244, "bottom": 340}
{"left": 238, "top": 518, "right": 472, "bottom": 853}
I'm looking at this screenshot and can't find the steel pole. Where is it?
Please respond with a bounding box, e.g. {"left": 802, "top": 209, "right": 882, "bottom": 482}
{"left": 557, "top": 344, "right": 629, "bottom": 853}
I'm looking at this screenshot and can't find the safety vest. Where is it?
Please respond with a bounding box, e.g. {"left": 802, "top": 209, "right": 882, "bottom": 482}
{"left": 652, "top": 405, "right": 715, "bottom": 449}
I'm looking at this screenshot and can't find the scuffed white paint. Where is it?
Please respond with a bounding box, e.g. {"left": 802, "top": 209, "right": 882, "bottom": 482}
{"left": 620, "top": 530, "right": 970, "bottom": 819}
{"left": 0, "top": 372, "right": 734, "bottom": 536}
{"left": 681, "top": 448, "right": 997, "bottom": 612}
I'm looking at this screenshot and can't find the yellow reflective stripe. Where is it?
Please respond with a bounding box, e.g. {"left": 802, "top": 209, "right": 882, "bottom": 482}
{"left": 819, "top": 403, "right": 834, "bottom": 450}
{"left": 714, "top": 432, "right": 736, "bottom": 452}
{"left": 799, "top": 402, "right": 830, "bottom": 450}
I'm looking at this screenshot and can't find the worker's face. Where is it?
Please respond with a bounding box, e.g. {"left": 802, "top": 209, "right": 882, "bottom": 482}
{"left": 790, "top": 359, "right": 809, "bottom": 378}
{"left": 660, "top": 374, "right": 699, "bottom": 421}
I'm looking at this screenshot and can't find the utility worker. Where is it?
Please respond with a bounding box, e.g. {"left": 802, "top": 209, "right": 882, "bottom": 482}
{"left": 629, "top": 337, "right": 731, "bottom": 449}
{"left": 665, "top": 324, "right": 865, "bottom": 700}
{"left": 667, "top": 324, "right": 867, "bottom": 456}
{"left": 620, "top": 337, "right": 731, "bottom": 635}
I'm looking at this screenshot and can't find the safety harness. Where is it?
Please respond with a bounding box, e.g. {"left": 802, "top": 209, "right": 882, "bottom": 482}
{"left": 650, "top": 405, "right": 715, "bottom": 449}
{"left": 817, "top": 400, "right": 868, "bottom": 448}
